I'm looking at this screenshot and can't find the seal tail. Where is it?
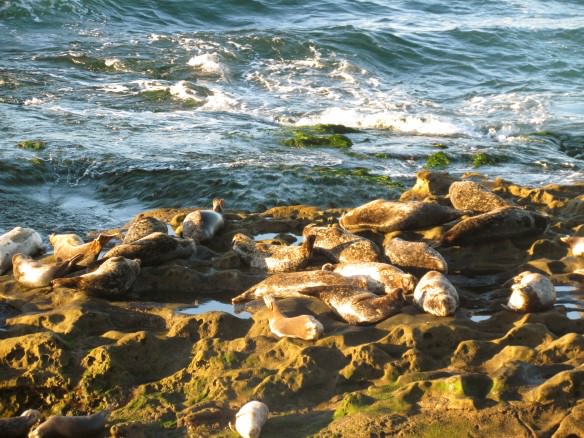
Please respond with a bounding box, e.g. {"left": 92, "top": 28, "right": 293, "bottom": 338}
{"left": 231, "top": 285, "right": 257, "bottom": 304}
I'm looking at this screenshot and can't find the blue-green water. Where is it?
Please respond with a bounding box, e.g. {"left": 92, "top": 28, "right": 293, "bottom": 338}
{"left": 1, "top": 0, "right": 583, "bottom": 235}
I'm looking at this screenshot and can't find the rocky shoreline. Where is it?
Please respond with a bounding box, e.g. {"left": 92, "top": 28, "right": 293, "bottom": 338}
{"left": 1, "top": 171, "right": 583, "bottom": 437}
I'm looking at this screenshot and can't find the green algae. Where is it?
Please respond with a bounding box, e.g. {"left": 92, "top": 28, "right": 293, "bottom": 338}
{"left": 17, "top": 139, "right": 46, "bottom": 151}
{"left": 425, "top": 151, "right": 450, "bottom": 169}
{"left": 333, "top": 392, "right": 375, "bottom": 419}
{"left": 472, "top": 152, "right": 498, "bottom": 168}
{"left": 312, "top": 124, "right": 361, "bottom": 134}
{"left": 283, "top": 130, "right": 353, "bottom": 149}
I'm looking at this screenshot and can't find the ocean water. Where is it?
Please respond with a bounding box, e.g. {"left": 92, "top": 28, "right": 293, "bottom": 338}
{"left": 1, "top": 0, "right": 583, "bottom": 235}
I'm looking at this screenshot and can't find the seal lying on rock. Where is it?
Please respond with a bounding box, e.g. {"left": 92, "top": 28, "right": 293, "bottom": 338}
{"left": 441, "top": 206, "right": 549, "bottom": 246}
{"left": 231, "top": 401, "right": 268, "bottom": 438}
{"left": 505, "top": 271, "right": 556, "bottom": 312}
{"left": 51, "top": 256, "right": 140, "bottom": 298}
{"left": 28, "top": 409, "right": 109, "bottom": 438}
{"left": 384, "top": 237, "right": 448, "bottom": 274}
{"left": 49, "top": 233, "right": 116, "bottom": 267}
{"left": 0, "top": 227, "right": 44, "bottom": 274}
{"left": 448, "top": 180, "right": 509, "bottom": 213}
{"left": 322, "top": 261, "right": 416, "bottom": 294}
{"left": 181, "top": 198, "right": 225, "bottom": 242}
{"left": 339, "top": 199, "right": 466, "bottom": 233}
{"left": 232, "top": 233, "right": 315, "bottom": 273}
{"left": 103, "top": 232, "right": 194, "bottom": 266}
{"left": 560, "top": 236, "right": 584, "bottom": 257}
{"left": 123, "top": 216, "right": 168, "bottom": 244}
{"left": 0, "top": 409, "right": 40, "bottom": 438}
{"left": 12, "top": 253, "right": 83, "bottom": 288}
{"left": 263, "top": 295, "right": 324, "bottom": 341}
{"left": 413, "top": 271, "right": 459, "bottom": 317}
{"left": 302, "top": 225, "right": 380, "bottom": 263}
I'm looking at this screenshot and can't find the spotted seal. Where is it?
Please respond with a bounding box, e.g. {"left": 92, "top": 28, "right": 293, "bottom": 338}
{"left": 322, "top": 261, "right": 416, "bottom": 294}
{"left": 441, "top": 206, "right": 549, "bottom": 246}
{"left": 51, "top": 256, "right": 140, "bottom": 298}
{"left": 232, "top": 233, "right": 315, "bottom": 273}
{"left": 231, "top": 401, "right": 268, "bottom": 438}
{"left": 504, "top": 271, "right": 556, "bottom": 312}
{"left": 103, "top": 232, "right": 194, "bottom": 266}
{"left": 339, "top": 199, "right": 466, "bottom": 233}
{"left": 263, "top": 295, "right": 324, "bottom": 341}
{"left": 49, "top": 233, "right": 116, "bottom": 267}
{"left": 123, "top": 216, "right": 168, "bottom": 244}
{"left": 28, "top": 409, "right": 109, "bottom": 438}
{"left": 12, "top": 253, "right": 83, "bottom": 288}
{"left": 181, "top": 198, "right": 225, "bottom": 242}
{"left": 413, "top": 270, "right": 459, "bottom": 317}
{"left": 0, "top": 227, "right": 44, "bottom": 274}
{"left": 448, "top": 180, "right": 509, "bottom": 213}
{"left": 560, "top": 236, "right": 584, "bottom": 257}
{"left": 384, "top": 237, "right": 448, "bottom": 273}
{"left": 0, "top": 409, "right": 40, "bottom": 438}
{"left": 302, "top": 225, "right": 380, "bottom": 263}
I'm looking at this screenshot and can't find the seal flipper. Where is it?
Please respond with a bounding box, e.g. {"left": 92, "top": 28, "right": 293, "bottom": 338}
{"left": 52, "top": 253, "right": 85, "bottom": 278}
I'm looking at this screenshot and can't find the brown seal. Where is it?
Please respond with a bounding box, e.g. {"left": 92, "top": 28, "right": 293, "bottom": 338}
{"left": 339, "top": 199, "right": 466, "bottom": 233}
{"left": 413, "top": 270, "right": 459, "bottom": 317}
{"left": 322, "top": 261, "right": 416, "bottom": 294}
{"left": 123, "top": 216, "right": 168, "bottom": 244}
{"left": 28, "top": 409, "right": 109, "bottom": 438}
{"left": 302, "top": 225, "right": 380, "bottom": 263}
{"left": 384, "top": 237, "right": 448, "bottom": 273}
{"left": 49, "top": 233, "right": 116, "bottom": 267}
{"left": 181, "top": 198, "right": 225, "bottom": 242}
{"left": 0, "top": 227, "right": 44, "bottom": 274}
{"left": 263, "top": 295, "right": 324, "bottom": 341}
{"left": 12, "top": 253, "right": 83, "bottom": 288}
{"left": 505, "top": 271, "right": 556, "bottom": 312}
{"left": 448, "top": 180, "right": 509, "bottom": 213}
{"left": 0, "top": 409, "right": 40, "bottom": 438}
{"left": 232, "top": 233, "right": 315, "bottom": 273}
{"left": 103, "top": 232, "right": 194, "bottom": 266}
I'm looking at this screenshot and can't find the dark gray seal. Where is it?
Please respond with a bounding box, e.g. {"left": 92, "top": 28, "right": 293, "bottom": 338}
{"left": 103, "top": 232, "right": 195, "bottom": 266}
{"left": 302, "top": 225, "right": 381, "bottom": 263}
{"left": 123, "top": 216, "right": 168, "bottom": 244}
{"left": 448, "top": 180, "right": 509, "bottom": 213}
{"left": 384, "top": 237, "right": 448, "bottom": 273}
{"left": 28, "top": 409, "right": 109, "bottom": 438}
{"left": 0, "top": 409, "right": 40, "bottom": 438}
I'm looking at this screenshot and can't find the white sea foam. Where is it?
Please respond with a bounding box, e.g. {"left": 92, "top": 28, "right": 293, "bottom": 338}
{"left": 187, "top": 52, "right": 228, "bottom": 78}
{"left": 198, "top": 88, "right": 240, "bottom": 112}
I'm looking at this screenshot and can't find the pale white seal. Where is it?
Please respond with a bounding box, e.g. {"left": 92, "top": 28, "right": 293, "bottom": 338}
{"left": 231, "top": 400, "right": 269, "bottom": 438}
{"left": 322, "top": 261, "right": 416, "bottom": 294}
{"left": 102, "top": 232, "right": 194, "bottom": 266}
{"left": 263, "top": 295, "right": 324, "bottom": 341}
{"left": 560, "top": 236, "right": 584, "bottom": 257}
{"left": 49, "top": 233, "right": 116, "bottom": 267}
{"left": 12, "top": 253, "right": 82, "bottom": 288}
{"left": 0, "top": 227, "right": 44, "bottom": 274}
{"left": 181, "top": 198, "right": 225, "bottom": 242}
{"left": 413, "top": 270, "right": 459, "bottom": 317}
{"left": 505, "top": 271, "right": 556, "bottom": 312}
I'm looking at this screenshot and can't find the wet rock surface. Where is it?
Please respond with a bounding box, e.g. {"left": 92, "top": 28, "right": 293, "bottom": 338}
{"left": 0, "top": 173, "right": 583, "bottom": 437}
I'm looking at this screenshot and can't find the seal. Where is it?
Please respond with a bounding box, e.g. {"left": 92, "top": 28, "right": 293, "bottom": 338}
{"left": 12, "top": 253, "right": 83, "bottom": 288}
{"left": 441, "top": 206, "right": 549, "bottom": 246}
{"left": 123, "top": 216, "right": 168, "bottom": 244}
{"left": 263, "top": 295, "right": 324, "bottom": 341}
{"left": 505, "top": 271, "right": 556, "bottom": 312}
{"left": 0, "top": 227, "right": 44, "bottom": 275}
{"left": 231, "top": 400, "right": 269, "bottom": 438}
{"left": 49, "top": 233, "right": 116, "bottom": 267}
{"left": 231, "top": 270, "right": 368, "bottom": 304}
{"left": 181, "top": 198, "right": 225, "bottom": 242}
{"left": 0, "top": 409, "right": 40, "bottom": 438}
{"left": 28, "top": 409, "right": 109, "bottom": 438}
{"left": 413, "top": 270, "right": 459, "bottom": 317}
{"left": 384, "top": 237, "right": 448, "bottom": 273}
{"left": 51, "top": 256, "right": 140, "bottom": 298}
{"left": 448, "top": 180, "right": 509, "bottom": 213}
{"left": 322, "top": 261, "right": 417, "bottom": 294}
{"left": 103, "top": 232, "right": 195, "bottom": 266}
{"left": 302, "top": 225, "right": 380, "bottom": 263}
{"left": 560, "top": 235, "right": 584, "bottom": 257}
{"left": 339, "top": 199, "right": 466, "bottom": 233}
{"left": 232, "top": 233, "right": 316, "bottom": 273}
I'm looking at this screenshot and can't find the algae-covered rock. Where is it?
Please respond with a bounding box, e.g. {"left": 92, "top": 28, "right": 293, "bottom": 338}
{"left": 425, "top": 151, "right": 450, "bottom": 169}
{"left": 283, "top": 130, "right": 352, "bottom": 149}
{"left": 16, "top": 139, "right": 47, "bottom": 151}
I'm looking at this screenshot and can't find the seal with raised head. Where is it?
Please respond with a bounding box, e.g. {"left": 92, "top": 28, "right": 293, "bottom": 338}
{"left": 123, "top": 216, "right": 168, "bottom": 244}
{"left": 322, "top": 261, "right": 416, "bottom": 294}
{"left": 560, "top": 235, "right": 584, "bottom": 257}
{"left": 103, "top": 232, "right": 194, "bottom": 266}
{"left": 0, "top": 227, "right": 44, "bottom": 274}
{"left": 441, "top": 206, "right": 549, "bottom": 246}
{"left": 384, "top": 237, "right": 448, "bottom": 273}
{"left": 302, "top": 225, "right": 381, "bottom": 263}
{"left": 12, "top": 253, "right": 83, "bottom": 288}
{"left": 28, "top": 409, "right": 109, "bottom": 438}
{"left": 181, "top": 198, "right": 225, "bottom": 243}
{"left": 413, "top": 270, "right": 459, "bottom": 317}
{"left": 0, "top": 409, "right": 40, "bottom": 438}
{"left": 339, "top": 199, "right": 466, "bottom": 233}
{"left": 232, "top": 270, "right": 368, "bottom": 304}
{"left": 505, "top": 271, "right": 556, "bottom": 312}
{"left": 49, "top": 233, "right": 116, "bottom": 267}
{"left": 232, "top": 233, "right": 315, "bottom": 273}
{"left": 448, "top": 180, "right": 509, "bottom": 213}
{"left": 51, "top": 256, "right": 140, "bottom": 298}
{"left": 231, "top": 400, "right": 268, "bottom": 438}
{"left": 263, "top": 295, "right": 324, "bottom": 341}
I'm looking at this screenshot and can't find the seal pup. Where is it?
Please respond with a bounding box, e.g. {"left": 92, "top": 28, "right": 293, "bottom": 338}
{"left": 0, "top": 227, "right": 44, "bottom": 274}
{"left": 441, "top": 206, "right": 549, "bottom": 246}
{"left": 505, "top": 271, "right": 556, "bottom": 312}
{"left": 263, "top": 295, "right": 324, "bottom": 341}
{"left": 49, "top": 233, "right": 116, "bottom": 267}
{"left": 102, "top": 232, "right": 194, "bottom": 266}
{"left": 339, "top": 199, "right": 466, "bottom": 233}
{"left": 302, "top": 225, "right": 381, "bottom": 263}
{"left": 413, "top": 271, "right": 459, "bottom": 317}
{"left": 51, "top": 256, "right": 140, "bottom": 298}
{"left": 0, "top": 409, "right": 40, "bottom": 438}
{"left": 384, "top": 237, "right": 448, "bottom": 273}
{"left": 232, "top": 233, "right": 316, "bottom": 273}
{"left": 231, "top": 401, "right": 268, "bottom": 438}
{"left": 181, "top": 198, "right": 225, "bottom": 242}
{"left": 232, "top": 270, "right": 368, "bottom": 304}
{"left": 448, "top": 180, "right": 509, "bottom": 213}
{"left": 12, "top": 253, "right": 83, "bottom": 288}
{"left": 123, "top": 216, "right": 168, "bottom": 244}
{"left": 322, "top": 261, "right": 417, "bottom": 295}
{"left": 560, "top": 236, "right": 584, "bottom": 257}
{"left": 28, "top": 409, "right": 109, "bottom": 438}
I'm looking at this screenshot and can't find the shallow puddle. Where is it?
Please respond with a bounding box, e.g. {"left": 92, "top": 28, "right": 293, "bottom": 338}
{"left": 176, "top": 300, "right": 251, "bottom": 319}
{"left": 555, "top": 284, "right": 584, "bottom": 319}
